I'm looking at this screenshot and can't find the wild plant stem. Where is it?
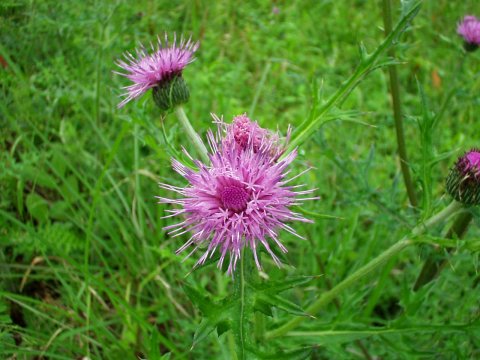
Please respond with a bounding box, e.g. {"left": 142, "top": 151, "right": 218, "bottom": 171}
{"left": 174, "top": 106, "right": 209, "bottom": 163}
{"left": 283, "top": 2, "right": 421, "bottom": 156}
{"left": 413, "top": 208, "right": 472, "bottom": 290}
{"left": 266, "top": 200, "right": 461, "bottom": 339}
{"left": 310, "top": 236, "right": 372, "bottom": 360}
{"left": 232, "top": 249, "right": 251, "bottom": 360}
{"left": 382, "top": 0, "right": 417, "bottom": 208}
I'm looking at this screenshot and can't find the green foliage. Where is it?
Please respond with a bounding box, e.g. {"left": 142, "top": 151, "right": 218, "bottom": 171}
{"left": 184, "top": 256, "right": 315, "bottom": 359}
{"left": 1, "top": 0, "right": 480, "bottom": 358}
{"left": 286, "top": 2, "right": 421, "bottom": 154}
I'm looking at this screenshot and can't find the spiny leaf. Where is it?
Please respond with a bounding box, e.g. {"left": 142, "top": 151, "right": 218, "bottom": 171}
{"left": 257, "top": 294, "right": 312, "bottom": 318}
{"left": 254, "top": 298, "right": 273, "bottom": 317}
{"left": 257, "top": 276, "right": 318, "bottom": 294}
{"left": 192, "top": 317, "right": 223, "bottom": 347}
{"left": 183, "top": 282, "right": 218, "bottom": 315}
{"left": 183, "top": 282, "right": 238, "bottom": 349}
{"left": 252, "top": 276, "right": 317, "bottom": 318}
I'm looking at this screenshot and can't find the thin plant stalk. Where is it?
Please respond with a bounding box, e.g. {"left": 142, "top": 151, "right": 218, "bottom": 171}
{"left": 308, "top": 232, "right": 372, "bottom": 360}
{"left": 382, "top": 0, "right": 417, "bottom": 207}
{"left": 266, "top": 200, "right": 462, "bottom": 339}
{"left": 174, "top": 106, "right": 209, "bottom": 163}
{"left": 232, "top": 248, "right": 251, "bottom": 360}
{"left": 413, "top": 208, "right": 472, "bottom": 290}
{"left": 283, "top": 2, "right": 421, "bottom": 156}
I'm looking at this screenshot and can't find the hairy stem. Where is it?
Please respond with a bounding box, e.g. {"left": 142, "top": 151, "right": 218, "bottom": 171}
{"left": 174, "top": 106, "right": 209, "bottom": 163}
{"left": 266, "top": 200, "right": 461, "bottom": 339}
{"left": 413, "top": 208, "right": 472, "bottom": 290}
{"left": 382, "top": 0, "right": 417, "bottom": 207}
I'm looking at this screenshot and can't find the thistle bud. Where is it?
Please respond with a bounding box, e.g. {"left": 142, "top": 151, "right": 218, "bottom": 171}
{"left": 152, "top": 75, "right": 190, "bottom": 111}
{"left": 115, "top": 34, "right": 198, "bottom": 109}
{"left": 446, "top": 149, "right": 480, "bottom": 205}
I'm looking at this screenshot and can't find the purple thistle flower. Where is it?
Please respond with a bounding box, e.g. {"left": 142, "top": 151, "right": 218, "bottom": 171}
{"left": 446, "top": 149, "right": 480, "bottom": 205}
{"left": 158, "top": 114, "right": 316, "bottom": 274}
{"left": 457, "top": 15, "right": 480, "bottom": 51}
{"left": 115, "top": 34, "right": 199, "bottom": 108}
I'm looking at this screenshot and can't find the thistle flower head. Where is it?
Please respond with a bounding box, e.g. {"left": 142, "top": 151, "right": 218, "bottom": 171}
{"left": 115, "top": 34, "right": 198, "bottom": 109}
{"left": 457, "top": 15, "right": 480, "bottom": 51}
{"left": 158, "top": 114, "right": 316, "bottom": 274}
{"left": 446, "top": 149, "right": 480, "bottom": 205}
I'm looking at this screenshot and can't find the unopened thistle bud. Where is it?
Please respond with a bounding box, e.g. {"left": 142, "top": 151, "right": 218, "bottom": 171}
{"left": 446, "top": 149, "right": 480, "bottom": 205}
{"left": 115, "top": 34, "right": 198, "bottom": 110}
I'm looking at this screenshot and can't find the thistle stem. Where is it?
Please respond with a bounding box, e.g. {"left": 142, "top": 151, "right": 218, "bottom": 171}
{"left": 174, "top": 106, "right": 209, "bottom": 163}
{"left": 266, "top": 200, "right": 462, "bottom": 339}
{"left": 382, "top": 0, "right": 417, "bottom": 207}
{"left": 413, "top": 208, "right": 472, "bottom": 290}
{"left": 232, "top": 251, "right": 253, "bottom": 360}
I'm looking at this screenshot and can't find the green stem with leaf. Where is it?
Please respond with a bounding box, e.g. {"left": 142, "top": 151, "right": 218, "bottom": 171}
{"left": 283, "top": 2, "right": 421, "bottom": 156}
{"left": 266, "top": 200, "right": 462, "bottom": 339}
{"left": 413, "top": 206, "right": 472, "bottom": 290}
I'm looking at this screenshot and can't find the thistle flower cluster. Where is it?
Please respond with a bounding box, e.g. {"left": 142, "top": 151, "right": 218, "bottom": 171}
{"left": 158, "top": 114, "right": 315, "bottom": 274}
{"left": 446, "top": 149, "right": 480, "bottom": 205}
{"left": 115, "top": 35, "right": 317, "bottom": 273}
{"left": 457, "top": 15, "right": 480, "bottom": 52}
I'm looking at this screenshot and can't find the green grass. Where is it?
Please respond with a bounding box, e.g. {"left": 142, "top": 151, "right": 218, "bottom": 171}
{"left": 1, "top": 0, "right": 480, "bottom": 358}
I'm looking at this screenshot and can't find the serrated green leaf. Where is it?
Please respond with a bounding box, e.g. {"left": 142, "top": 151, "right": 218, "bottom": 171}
{"left": 183, "top": 283, "right": 216, "bottom": 315}
{"left": 258, "top": 276, "right": 317, "bottom": 294}
{"left": 254, "top": 298, "right": 273, "bottom": 317}
{"left": 186, "top": 264, "right": 316, "bottom": 357}
{"left": 183, "top": 283, "right": 233, "bottom": 348}
{"left": 253, "top": 277, "right": 316, "bottom": 321}
{"left": 216, "top": 321, "right": 230, "bottom": 336}
{"left": 192, "top": 317, "right": 220, "bottom": 346}
{"left": 266, "top": 295, "right": 311, "bottom": 318}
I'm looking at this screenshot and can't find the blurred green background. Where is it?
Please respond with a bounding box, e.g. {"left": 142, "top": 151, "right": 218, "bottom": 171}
{"left": 1, "top": 0, "right": 479, "bottom": 358}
